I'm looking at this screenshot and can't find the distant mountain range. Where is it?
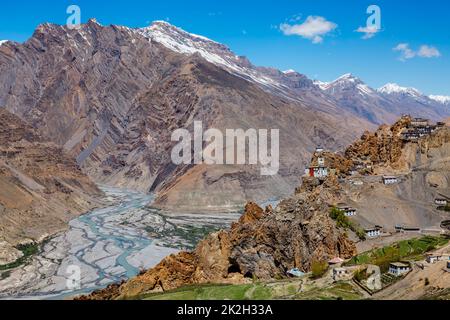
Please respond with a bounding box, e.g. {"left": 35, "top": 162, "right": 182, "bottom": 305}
{"left": 138, "top": 21, "right": 450, "bottom": 125}
{"left": 0, "top": 20, "right": 449, "bottom": 214}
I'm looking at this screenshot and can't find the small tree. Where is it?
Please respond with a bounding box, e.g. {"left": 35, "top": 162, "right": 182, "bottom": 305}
{"left": 311, "top": 260, "right": 329, "bottom": 279}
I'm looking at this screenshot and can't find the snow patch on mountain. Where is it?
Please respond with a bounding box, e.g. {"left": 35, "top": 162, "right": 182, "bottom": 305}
{"left": 429, "top": 95, "right": 450, "bottom": 105}
{"left": 0, "top": 40, "right": 8, "bottom": 46}
{"left": 137, "top": 21, "right": 285, "bottom": 91}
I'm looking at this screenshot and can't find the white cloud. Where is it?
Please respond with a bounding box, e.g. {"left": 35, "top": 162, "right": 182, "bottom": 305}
{"left": 393, "top": 43, "right": 441, "bottom": 61}
{"left": 280, "top": 16, "right": 337, "bottom": 44}
{"left": 394, "top": 43, "right": 416, "bottom": 60}
{"left": 355, "top": 26, "right": 380, "bottom": 39}
{"left": 418, "top": 45, "right": 441, "bottom": 58}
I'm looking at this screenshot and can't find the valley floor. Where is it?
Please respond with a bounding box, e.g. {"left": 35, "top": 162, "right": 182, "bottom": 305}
{"left": 0, "top": 187, "right": 238, "bottom": 299}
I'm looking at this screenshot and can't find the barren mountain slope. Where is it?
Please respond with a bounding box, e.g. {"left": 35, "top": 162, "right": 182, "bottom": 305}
{"left": 312, "top": 119, "right": 450, "bottom": 232}
{"left": 0, "top": 20, "right": 372, "bottom": 212}
{"left": 0, "top": 109, "right": 101, "bottom": 264}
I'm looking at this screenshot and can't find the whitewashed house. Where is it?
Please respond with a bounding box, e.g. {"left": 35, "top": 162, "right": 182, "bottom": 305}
{"left": 365, "top": 226, "right": 382, "bottom": 238}
{"left": 308, "top": 166, "right": 328, "bottom": 178}
{"left": 389, "top": 262, "right": 410, "bottom": 276}
{"left": 411, "top": 118, "right": 429, "bottom": 127}
{"left": 426, "top": 254, "right": 443, "bottom": 264}
{"left": 318, "top": 157, "right": 325, "bottom": 166}
{"left": 435, "top": 198, "right": 448, "bottom": 206}
{"left": 332, "top": 268, "right": 350, "bottom": 281}
{"left": 338, "top": 206, "right": 357, "bottom": 217}
{"left": 382, "top": 176, "right": 399, "bottom": 185}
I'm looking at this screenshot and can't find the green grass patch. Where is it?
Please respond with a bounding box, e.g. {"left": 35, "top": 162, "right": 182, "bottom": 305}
{"left": 0, "top": 242, "right": 40, "bottom": 271}
{"left": 311, "top": 260, "right": 329, "bottom": 279}
{"left": 329, "top": 207, "right": 366, "bottom": 241}
{"left": 294, "top": 282, "right": 362, "bottom": 300}
{"left": 345, "top": 236, "right": 448, "bottom": 272}
{"left": 141, "top": 283, "right": 272, "bottom": 301}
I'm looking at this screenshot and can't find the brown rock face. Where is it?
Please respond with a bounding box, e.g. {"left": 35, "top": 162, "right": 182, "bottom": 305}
{"left": 80, "top": 177, "right": 355, "bottom": 300}
{"left": 344, "top": 117, "right": 410, "bottom": 171}
{"left": 0, "top": 109, "right": 101, "bottom": 254}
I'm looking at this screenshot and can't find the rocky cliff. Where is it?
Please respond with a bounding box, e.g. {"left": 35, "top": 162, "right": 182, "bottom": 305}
{"left": 0, "top": 109, "right": 101, "bottom": 264}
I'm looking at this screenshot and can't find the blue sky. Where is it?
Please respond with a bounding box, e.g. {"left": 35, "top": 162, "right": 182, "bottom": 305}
{"left": 1, "top": 0, "right": 449, "bottom": 95}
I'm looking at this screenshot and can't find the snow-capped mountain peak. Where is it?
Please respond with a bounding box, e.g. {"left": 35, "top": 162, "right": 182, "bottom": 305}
{"left": 377, "top": 83, "right": 422, "bottom": 97}
{"left": 136, "top": 21, "right": 449, "bottom": 114}
{"left": 137, "top": 21, "right": 297, "bottom": 96}
{"left": 0, "top": 40, "right": 9, "bottom": 46}
{"left": 336, "top": 73, "right": 357, "bottom": 81}
{"left": 317, "top": 73, "right": 377, "bottom": 96}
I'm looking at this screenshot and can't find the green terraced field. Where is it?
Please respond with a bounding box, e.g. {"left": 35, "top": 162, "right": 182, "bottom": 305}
{"left": 345, "top": 236, "right": 449, "bottom": 272}
{"left": 139, "top": 280, "right": 364, "bottom": 301}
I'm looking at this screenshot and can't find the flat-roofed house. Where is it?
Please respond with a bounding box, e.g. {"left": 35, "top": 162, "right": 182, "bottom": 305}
{"left": 332, "top": 268, "right": 350, "bottom": 281}
{"left": 315, "top": 147, "right": 324, "bottom": 153}
{"left": 389, "top": 262, "right": 410, "bottom": 276}
{"left": 395, "top": 225, "right": 421, "bottom": 233}
{"left": 382, "top": 176, "right": 398, "bottom": 185}
{"left": 411, "top": 118, "right": 429, "bottom": 127}
{"left": 426, "top": 254, "right": 443, "bottom": 264}
{"left": 365, "top": 226, "right": 382, "bottom": 238}
{"left": 308, "top": 166, "right": 328, "bottom": 178}
{"left": 435, "top": 198, "right": 448, "bottom": 206}
{"left": 338, "top": 206, "right": 357, "bottom": 217}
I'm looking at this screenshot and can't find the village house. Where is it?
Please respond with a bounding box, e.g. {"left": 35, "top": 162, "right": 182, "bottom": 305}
{"left": 332, "top": 268, "right": 350, "bottom": 281}
{"left": 338, "top": 206, "right": 357, "bottom": 217}
{"left": 308, "top": 165, "right": 329, "bottom": 178}
{"left": 435, "top": 198, "right": 448, "bottom": 206}
{"left": 410, "top": 118, "right": 429, "bottom": 127}
{"left": 318, "top": 157, "right": 325, "bottom": 166}
{"left": 350, "top": 180, "right": 364, "bottom": 186}
{"left": 315, "top": 147, "right": 324, "bottom": 153}
{"left": 426, "top": 254, "right": 443, "bottom": 264}
{"left": 389, "top": 262, "right": 411, "bottom": 277}
{"left": 415, "top": 126, "right": 436, "bottom": 137}
{"left": 287, "top": 268, "right": 305, "bottom": 278}
{"left": 365, "top": 226, "right": 383, "bottom": 238}
{"left": 382, "top": 176, "right": 399, "bottom": 185}
{"left": 395, "top": 225, "right": 421, "bottom": 233}
{"left": 402, "top": 130, "right": 420, "bottom": 141}
{"left": 328, "top": 257, "right": 345, "bottom": 265}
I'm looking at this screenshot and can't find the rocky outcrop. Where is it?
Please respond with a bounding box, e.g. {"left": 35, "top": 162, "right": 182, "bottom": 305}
{"left": 344, "top": 116, "right": 410, "bottom": 171}
{"left": 79, "top": 174, "right": 355, "bottom": 300}
{"left": 0, "top": 109, "right": 101, "bottom": 257}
